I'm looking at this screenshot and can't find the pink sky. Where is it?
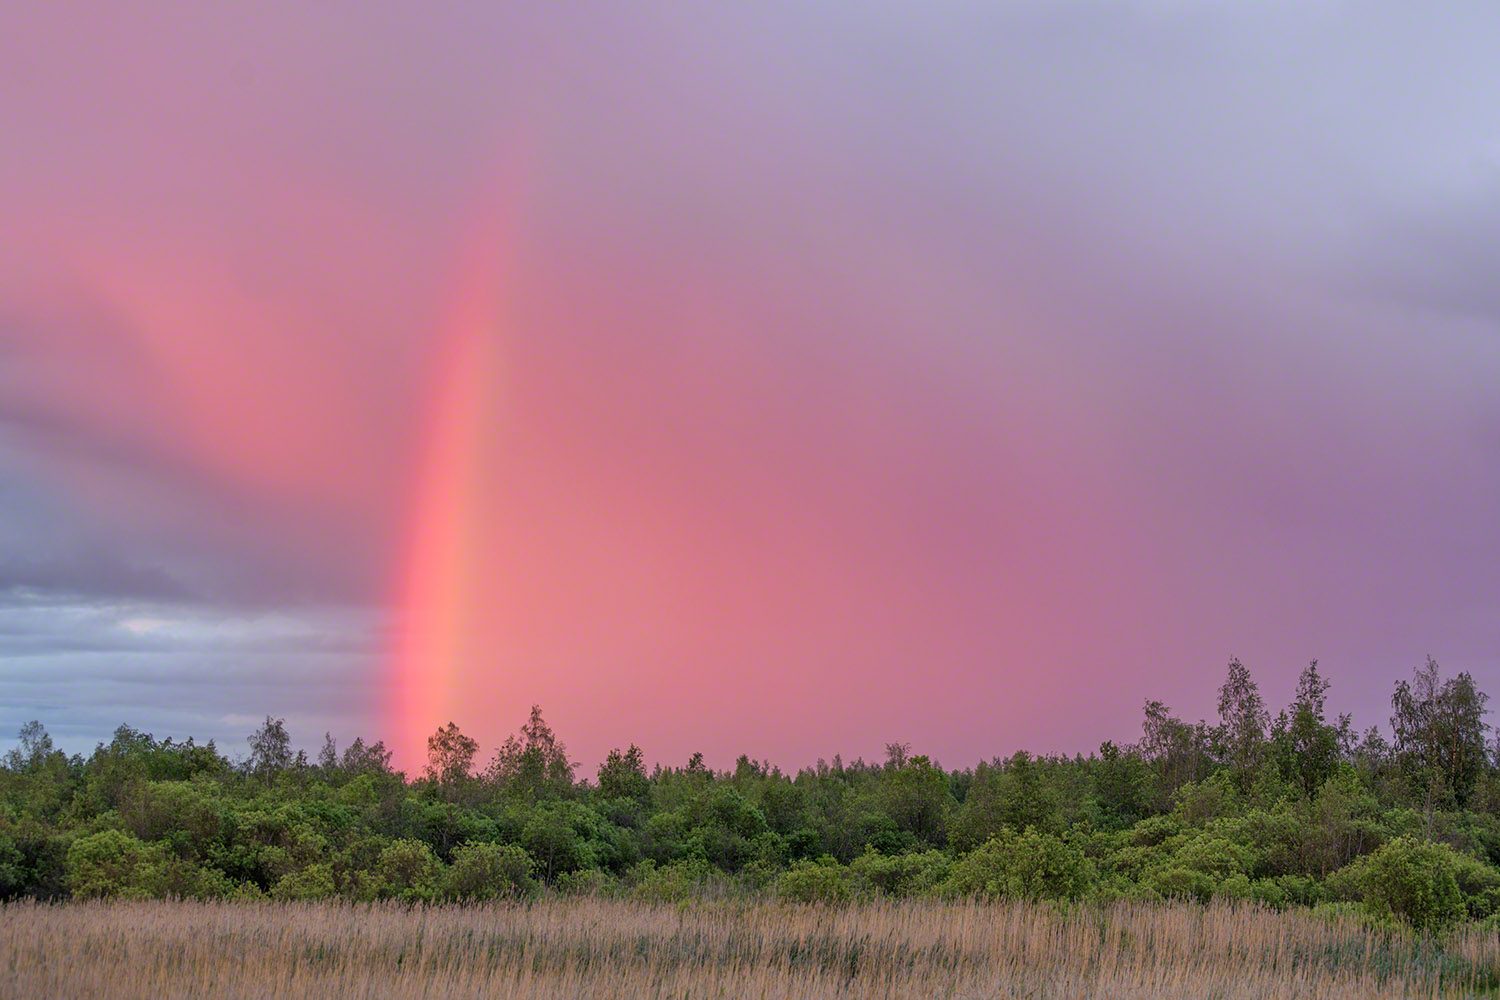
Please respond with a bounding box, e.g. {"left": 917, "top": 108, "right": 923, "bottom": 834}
{"left": 2, "top": 4, "right": 1497, "bottom": 771}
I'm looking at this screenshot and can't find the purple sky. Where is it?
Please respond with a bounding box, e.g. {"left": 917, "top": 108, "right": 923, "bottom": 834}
{"left": 1, "top": 3, "right": 1497, "bottom": 769}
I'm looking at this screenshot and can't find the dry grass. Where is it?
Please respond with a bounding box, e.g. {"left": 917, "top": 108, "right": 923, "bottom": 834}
{"left": 3, "top": 897, "right": 1496, "bottom": 999}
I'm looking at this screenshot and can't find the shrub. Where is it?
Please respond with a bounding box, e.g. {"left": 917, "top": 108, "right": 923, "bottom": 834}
{"left": 1449, "top": 848, "right": 1500, "bottom": 919}
{"left": 944, "top": 829, "right": 1094, "bottom": 901}
{"left": 374, "top": 839, "right": 443, "bottom": 902}
{"left": 1147, "top": 866, "right": 1215, "bottom": 903}
{"left": 446, "top": 842, "right": 537, "bottom": 901}
{"left": 271, "top": 864, "right": 336, "bottom": 901}
{"left": 65, "top": 829, "right": 229, "bottom": 900}
{"left": 849, "top": 848, "right": 950, "bottom": 897}
{"left": 0, "top": 835, "right": 23, "bottom": 898}
{"left": 628, "top": 858, "right": 719, "bottom": 902}
{"left": 1171, "top": 833, "right": 1257, "bottom": 881}
{"left": 555, "top": 868, "right": 619, "bottom": 896}
{"left": 66, "top": 830, "right": 154, "bottom": 899}
{"left": 777, "top": 858, "right": 853, "bottom": 903}
{"left": 1329, "top": 837, "right": 1466, "bottom": 930}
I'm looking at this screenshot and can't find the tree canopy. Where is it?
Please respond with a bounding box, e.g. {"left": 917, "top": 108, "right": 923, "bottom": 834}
{"left": 2, "top": 660, "right": 1497, "bottom": 931}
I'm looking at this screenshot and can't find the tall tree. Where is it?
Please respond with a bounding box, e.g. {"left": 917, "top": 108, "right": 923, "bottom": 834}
{"left": 317, "top": 733, "right": 338, "bottom": 772}
{"left": 1391, "top": 657, "right": 1490, "bottom": 818}
{"left": 341, "top": 737, "right": 395, "bottom": 776}
{"left": 246, "top": 717, "right": 293, "bottom": 781}
{"left": 487, "top": 706, "right": 574, "bottom": 800}
{"left": 1217, "top": 658, "right": 1269, "bottom": 791}
{"left": 425, "top": 722, "right": 479, "bottom": 797}
{"left": 1139, "top": 700, "right": 1212, "bottom": 806}
{"left": 597, "top": 744, "right": 650, "bottom": 802}
{"left": 4, "top": 721, "right": 54, "bottom": 773}
{"left": 1275, "top": 661, "right": 1350, "bottom": 797}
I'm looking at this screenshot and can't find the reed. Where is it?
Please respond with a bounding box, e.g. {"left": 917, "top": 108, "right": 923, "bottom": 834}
{"left": 3, "top": 897, "right": 1495, "bottom": 999}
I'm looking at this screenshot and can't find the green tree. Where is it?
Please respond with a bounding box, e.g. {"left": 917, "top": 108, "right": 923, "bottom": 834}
{"left": 340, "top": 737, "right": 395, "bottom": 776}
{"left": 424, "top": 722, "right": 478, "bottom": 798}
{"left": 598, "top": 745, "right": 651, "bottom": 803}
{"left": 4, "top": 721, "right": 55, "bottom": 772}
{"left": 1217, "top": 658, "right": 1269, "bottom": 792}
{"left": 247, "top": 717, "right": 293, "bottom": 781}
{"left": 1140, "top": 700, "right": 1213, "bottom": 806}
{"left": 521, "top": 806, "right": 587, "bottom": 880}
{"left": 950, "top": 753, "right": 1060, "bottom": 851}
{"left": 317, "top": 733, "right": 338, "bottom": 772}
{"left": 1391, "top": 657, "right": 1490, "bottom": 818}
{"left": 1093, "top": 741, "right": 1154, "bottom": 828}
{"left": 1273, "top": 661, "right": 1349, "bottom": 798}
{"left": 488, "top": 706, "right": 575, "bottom": 801}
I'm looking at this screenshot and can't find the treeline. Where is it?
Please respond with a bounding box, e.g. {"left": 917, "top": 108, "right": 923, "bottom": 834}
{"left": 2, "top": 657, "right": 1498, "bottom": 930}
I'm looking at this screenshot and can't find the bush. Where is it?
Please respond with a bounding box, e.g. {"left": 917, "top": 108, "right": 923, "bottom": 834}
{"left": 65, "top": 829, "right": 229, "bottom": 900}
{"left": 1147, "top": 866, "right": 1215, "bottom": 902}
{"left": 627, "top": 858, "right": 719, "bottom": 902}
{"left": 374, "top": 839, "right": 443, "bottom": 902}
{"left": 446, "top": 842, "right": 537, "bottom": 901}
{"left": 1449, "top": 848, "right": 1500, "bottom": 919}
{"left": 1091, "top": 874, "right": 1159, "bottom": 904}
{"left": 1329, "top": 837, "right": 1466, "bottom": 930}
{"left": 555, "top": 868, "right": 619, "bottom": 896}
{"left": 1171, "top": 833, "right": 1257, "bottom": 882}
{"left": 849, "top": 848, "right": 950, "bottom": 897}
{"left": 0, "top": 835, "right": 23, "bottom": 898}
{"left": 66, "top": 830, "right": 154, "bottom": 899}
{"left": 777, "top": 858, "right": 853, "bottom": 903}
{"left": 271, "top": 864, "right": 336, "bottom": 901}
{"left": 944, "top": 829, "right": 1094, "bottom": 901}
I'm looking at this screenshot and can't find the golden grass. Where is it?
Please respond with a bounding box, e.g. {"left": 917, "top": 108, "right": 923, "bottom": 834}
{"left": 2, "top": 897, "right": 1495, "bottom": 999}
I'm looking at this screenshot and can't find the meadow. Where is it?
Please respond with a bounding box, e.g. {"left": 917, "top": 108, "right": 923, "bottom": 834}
{"left": 4, "top": 896, "right": 1497, "bottom": 999}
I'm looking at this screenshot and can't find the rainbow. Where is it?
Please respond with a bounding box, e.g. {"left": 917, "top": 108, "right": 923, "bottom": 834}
{"left": 387, "top": 189, "right": 516, "bottom": 768}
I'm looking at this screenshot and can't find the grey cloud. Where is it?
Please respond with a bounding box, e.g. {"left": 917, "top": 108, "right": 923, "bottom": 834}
{"left": 0, "top": 597, "right": 384, "bottom": 755}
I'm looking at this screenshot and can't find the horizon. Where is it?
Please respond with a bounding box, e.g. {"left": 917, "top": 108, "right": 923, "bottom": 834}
{"left": 3, "top": 4, "right": 1499, "bottom": 773}
{"left": 4, "top": 655, "right": 1465, "bottom": 776}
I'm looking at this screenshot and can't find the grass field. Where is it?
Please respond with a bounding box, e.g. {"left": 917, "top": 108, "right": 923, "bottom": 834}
{"left": 3, "top": 897, "right": 1496, "bottom": 999}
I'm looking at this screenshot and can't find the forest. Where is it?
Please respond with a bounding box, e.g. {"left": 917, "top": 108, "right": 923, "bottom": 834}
{"left": 3, "top": 656, "right": 1497, "bottom": 932}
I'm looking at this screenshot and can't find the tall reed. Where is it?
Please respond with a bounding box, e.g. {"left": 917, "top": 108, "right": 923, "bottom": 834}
{"left": 3, "top": 897, "right": 1495, "bottom": 998}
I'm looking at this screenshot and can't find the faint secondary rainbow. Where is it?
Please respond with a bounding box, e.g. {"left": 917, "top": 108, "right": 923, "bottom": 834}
{"left": 387, "top": 191, "right": 515, "bottom": 767}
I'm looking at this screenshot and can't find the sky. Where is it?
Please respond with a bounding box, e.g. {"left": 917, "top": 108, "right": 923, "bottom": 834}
{"left": 2, "top": 3, "right": 1498, "bottom": 773}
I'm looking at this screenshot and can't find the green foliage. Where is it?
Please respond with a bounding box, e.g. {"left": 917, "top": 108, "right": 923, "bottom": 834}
{"left": 777, "top": 857, "right": 853, "bottom": 903}
{"left": 65, "top": 829, "right": 227, "bottom": 900}
{"left": 374, "top": 838, "right": 443, "bottom": 901}
{"left": 271, "top": 863, "right": 336, "bottom": 901}
{"left": 65, "top": 829, "right": 154, "bottom": 900}
{"left": 3, "top": 664, "right": 1498, "bottom": 925}
{"left": 1329, "top": 836, "right": 1467, "bottom": 930}
{"left": 849, "top": 848, "right": 950, "bottom": 896}
{"left": 446, "top": 841, "right": 537, "bottom": 900}
{"left": 943, "top": 829, "right": 1094, "bottom": 901}
{"left": 597, "top": 745, "right": 651, "bottom": 803}
{"left": 1391, "top": 658, "right": 1490, "bottom": 812}
{"left": 877, "top": 751, "right": 951, "bottom": 845}
{"left": 521, "top": 803, "right": 594, "bottom": 879}
{"left": 628, "top": 858, "right": 720, "bottom": 902}
{"left": 950, "top": 754, "right": 1060, "bottom": 851}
